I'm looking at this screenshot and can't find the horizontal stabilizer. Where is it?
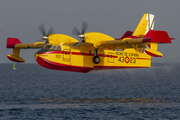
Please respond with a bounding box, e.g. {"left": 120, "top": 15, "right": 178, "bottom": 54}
{"left": 144, "top": 49, "right": 163, "bottom": 57}
{"left": 144, "top": 30, "right": 173, "bottom": 43}
{"left": 7, "top": 54, "right": 25, "bottom": 62}
{"left": 6, "top": 38, "right": 22, "bottom": 48}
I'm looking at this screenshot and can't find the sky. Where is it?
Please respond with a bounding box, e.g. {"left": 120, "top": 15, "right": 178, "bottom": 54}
{"left": 0, "top": 0, "right": 179, "bottom": 63}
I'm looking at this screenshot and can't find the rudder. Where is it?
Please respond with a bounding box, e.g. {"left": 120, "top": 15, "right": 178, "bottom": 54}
{"left": 133, "top": 13, "right": 155, "bottom": 37}
{"left": 133, "top": 13, "right": 157, "bottom": 50}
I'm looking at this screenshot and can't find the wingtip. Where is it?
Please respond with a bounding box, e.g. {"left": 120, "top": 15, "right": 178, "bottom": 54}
{"left": 6, "top": 38, "right": 22, "bottom": 48}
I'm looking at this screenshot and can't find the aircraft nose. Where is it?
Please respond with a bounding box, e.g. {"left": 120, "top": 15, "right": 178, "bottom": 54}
{"left": 35, "top": 49, "right": 48, "bottom": 60}
{"left": 35, "top": 53, "right": 39, "bottom": 60}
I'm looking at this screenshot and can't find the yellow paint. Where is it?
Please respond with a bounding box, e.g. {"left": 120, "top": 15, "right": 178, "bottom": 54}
{"left": 84, "top": 32, "right": 115, "bottom": 48}
{"left": 145, "top": 48, "right": 163, "bottom": 57}
{"left": 13, "top": 48, "right": 20, "bottom": 57}
{"left": 133, "top": 13, "right": 148, "bottom": 37}
{"left": 34, "top": 42, "right": 45, "bottom": 45}
{"left": 48, "top": 34, "right": 78, "bottom": 44}
{"left": 132, "top": 13, "right": 158, "bottom": 52}
{"left": 36, "top": 44, "right": 151, "bottom": 69}
{"left": 94, "top": 48, "right": 151, "bottom": 68}
{"left": 150, "top": 43, "right": 158, "bottom": 51}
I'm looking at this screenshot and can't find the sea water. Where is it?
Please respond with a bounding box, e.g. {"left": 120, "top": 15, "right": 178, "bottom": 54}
{"left": 0, "top": 63, "right": 180, "bottom": 119}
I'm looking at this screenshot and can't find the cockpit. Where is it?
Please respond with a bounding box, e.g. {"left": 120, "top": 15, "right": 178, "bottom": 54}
{"left": 36, "top": 44, "right": 61, "bottom": 54}
{"left": 43, "top": 45, "right": 61, "bottom": 50}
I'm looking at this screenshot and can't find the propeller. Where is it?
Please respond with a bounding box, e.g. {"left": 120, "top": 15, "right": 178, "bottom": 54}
{"left": 72, "top": 21, "right": 88, "bottom": 43}
{"left": 38, "top": 24, "right": 55, "bottom": 43}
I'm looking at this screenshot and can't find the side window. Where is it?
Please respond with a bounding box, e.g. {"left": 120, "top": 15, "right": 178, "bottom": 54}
{"left": 56, "top": 46, "right": 61, "bottom": 50}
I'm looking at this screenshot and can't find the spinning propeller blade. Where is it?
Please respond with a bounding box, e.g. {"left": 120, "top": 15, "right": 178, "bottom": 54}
{"left": 47, "top": 26, "right": 55, "bottom": 35}
{"left": 38, "top": 24, "right": 55, "bottom": 43}
{"left": 72, "top": 26, "right": 81, "bottom": 36}
{"left": 82, "top": 21, "right": 88, "bottom": 34}
{"left": 38, "top": 24, "right": 46, "bottom": 36}
{"left": 72, "top": 21, "right": 89, "bottom": 42}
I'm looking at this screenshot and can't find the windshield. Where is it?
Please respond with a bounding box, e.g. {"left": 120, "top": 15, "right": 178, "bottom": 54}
{"left": 42, "top": 45, "right": 61, "bottom": 51}
{"left": 44, "top": 45, "right": 52, "bottom": 49}
{"left": 56, "top": 46, "right": 61, "bottom": 50}
{"left": 36, "top": 45, "right": 61, "bottom": 54}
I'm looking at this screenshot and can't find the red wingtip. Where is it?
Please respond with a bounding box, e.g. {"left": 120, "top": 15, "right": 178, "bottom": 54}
{"left": 6, "top": 38, "right": 22, "bottom": 48}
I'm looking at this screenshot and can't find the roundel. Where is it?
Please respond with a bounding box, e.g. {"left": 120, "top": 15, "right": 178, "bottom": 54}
{"left": 125, "top": 56, "right": 130, "bottom": 63}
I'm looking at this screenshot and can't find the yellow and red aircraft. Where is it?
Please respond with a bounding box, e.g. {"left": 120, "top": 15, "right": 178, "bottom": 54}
{"left": 6, "top": 13, "right": 173, "bottom": 73}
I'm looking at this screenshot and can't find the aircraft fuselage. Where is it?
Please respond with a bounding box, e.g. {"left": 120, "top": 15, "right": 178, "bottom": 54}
{"left": 35, "top": 44, "right": 151, "bottom": 73}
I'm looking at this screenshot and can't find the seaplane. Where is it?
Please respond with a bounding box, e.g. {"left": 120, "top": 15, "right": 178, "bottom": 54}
{"left": 6, "top": 13, "right": 174, "bottom": 73}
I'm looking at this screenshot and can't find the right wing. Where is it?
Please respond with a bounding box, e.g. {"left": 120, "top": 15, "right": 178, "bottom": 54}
{"left": 98, "top": 37, "right": 151, "bottom": 49}
{"left": 98, "top": 30, "right": 172, "bottom": 50}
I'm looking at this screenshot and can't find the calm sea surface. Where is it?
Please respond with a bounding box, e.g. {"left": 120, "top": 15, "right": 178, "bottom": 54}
{"left": 0, "top": 63, "right": 180, "bottom": 119}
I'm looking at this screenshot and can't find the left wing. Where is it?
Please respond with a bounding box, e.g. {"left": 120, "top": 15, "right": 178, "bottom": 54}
{"left": 6, "top": 38, "right": 45, "bottom": 62}
{"left": 6, "top": 38, "right": 45, "bottom": 49}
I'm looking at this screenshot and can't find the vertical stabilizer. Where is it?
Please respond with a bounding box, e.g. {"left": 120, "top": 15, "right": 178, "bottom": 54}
{"left": 133, "top": 13, "right": 157, "bottom": 50}
{"left": 133, "top": 13, "right": 155, "bottom": 37}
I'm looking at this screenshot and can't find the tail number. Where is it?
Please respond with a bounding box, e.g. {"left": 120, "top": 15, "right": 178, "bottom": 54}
{"left": 130, "top": 57, "right": 136, "bottom": 63}
{"left": 118, "top": 56, "right": 136, "bottom": 64}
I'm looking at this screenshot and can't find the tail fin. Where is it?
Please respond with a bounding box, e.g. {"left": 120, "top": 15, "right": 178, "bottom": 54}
{"left": 133, "top": 13, "right": 158, "bottom": 51}
{"left": 133, "top": 13, "right": 155, "bottom": 37}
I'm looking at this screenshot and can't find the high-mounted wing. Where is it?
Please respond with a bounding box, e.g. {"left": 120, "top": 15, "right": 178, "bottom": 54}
{"left": 99, "top": 37, "right": 150, "bottom": 49}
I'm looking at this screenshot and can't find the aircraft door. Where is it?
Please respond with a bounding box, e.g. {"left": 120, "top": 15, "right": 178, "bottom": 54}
{"left": 108, "top": 52, "right": 114, "bottom": 63}
{"left": 63, "top": 49, "right": 70, "bottom": 62}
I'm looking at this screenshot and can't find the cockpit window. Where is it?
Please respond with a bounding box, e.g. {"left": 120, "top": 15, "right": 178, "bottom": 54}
{"left": 51, "top": 45, "right": 57, "bottom": 50}
{"left": 56, "top": 46, "right": 61, "bottom": 50}
{"left": 43, "top": 45, "right": 61, "bottom": 51}
{"left": 45, "top": 45, "right": 52, "bottom": 49}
